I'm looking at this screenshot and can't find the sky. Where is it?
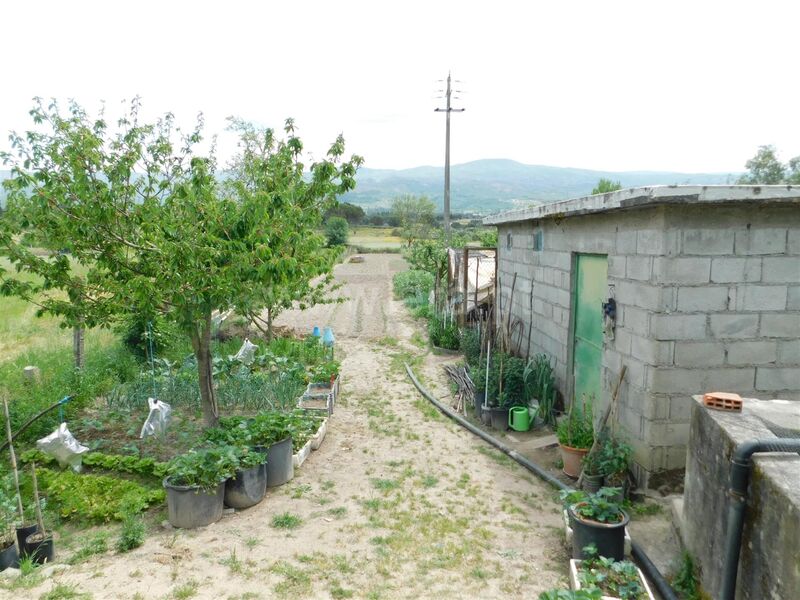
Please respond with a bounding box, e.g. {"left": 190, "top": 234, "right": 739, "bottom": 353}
{"left": 1, "top": 0, "right": 799, "bottom": 174}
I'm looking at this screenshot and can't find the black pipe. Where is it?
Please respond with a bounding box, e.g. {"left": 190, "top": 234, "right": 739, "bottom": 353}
{"left": 720, "top": 438, "right": 800, "bottom": 600}
{"left": 404, "top": 364, "right": 679, "bottom": 600}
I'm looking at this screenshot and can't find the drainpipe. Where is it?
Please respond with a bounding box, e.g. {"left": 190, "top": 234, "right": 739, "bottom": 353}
{"left": 720, "top": 438, "right": 800, "bottom": 600}
{"left": 405, "top": 364, "right": 679, "bottom": 600}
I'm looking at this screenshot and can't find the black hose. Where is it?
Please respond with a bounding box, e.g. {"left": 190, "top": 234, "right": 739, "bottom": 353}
{"left": 720, "top": 438, "right": 800, "bottom": 600}
{"left": 405, "top": 363, "right": 679, "bottom": 600}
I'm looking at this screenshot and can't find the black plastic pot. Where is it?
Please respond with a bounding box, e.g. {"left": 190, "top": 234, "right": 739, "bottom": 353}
{"left": 16, "top": 523, "right": 37, "bottom": 558}
{"left": 24, "top": 532, "right": 54, "bottom": 565}
{"left": 224, "top": 462, "right": 268, "bottom": 509}
{"left": 582, "top": 474, "right": 603, "bottom": 493}
{"left": 0, "top": 539, "right": 18, "bottom": 571}
{"left": 480, "top": 404, "right": 492, "bottom": 426}
{"left": 474, "top": 391, "right": 485, "bottom": 417}
{"left": 256, "top": 435, "right": 294, "bottom": 488}
{"left": 163, "top": 477, "right": 225, "bottom": 529}
{"left": 569, "top": 504, "right": 629, "bottom": 560}
{"left": 488, "top": 406, "right": 510, "bottom": 431}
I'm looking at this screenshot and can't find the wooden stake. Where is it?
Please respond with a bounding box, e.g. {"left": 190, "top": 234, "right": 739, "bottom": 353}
{"left": 2, "top": 394, "right": 24, "bottom": 522}
{"left": 31, "top": 463, "right": 45, "bottom": 537}
{"left": 576, "top": 365, "right": 627, "bottom": 488}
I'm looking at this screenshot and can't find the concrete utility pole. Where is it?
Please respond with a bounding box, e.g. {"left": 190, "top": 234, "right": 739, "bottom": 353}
{"left": 434, "top": 72, "right": 464, "bottom": 241}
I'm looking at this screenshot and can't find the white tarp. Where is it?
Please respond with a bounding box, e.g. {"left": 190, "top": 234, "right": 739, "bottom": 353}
{"left": 448, "top": 248, "right": 496, "bottom": 313}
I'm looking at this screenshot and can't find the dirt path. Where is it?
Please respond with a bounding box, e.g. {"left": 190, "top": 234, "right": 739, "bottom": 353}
{"left": 23, "top": 254, "right": 567, "bottom": 600}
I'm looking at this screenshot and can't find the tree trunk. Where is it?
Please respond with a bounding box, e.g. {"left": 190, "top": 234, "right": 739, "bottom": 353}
{"left": 266, "top": 308, "right": 273, "bottom": 342}
{"left": 72, "top": 323, "right": 84, "bottom": 370}
{"left": 192, "top": 314, "right": 219, "bottom": 428}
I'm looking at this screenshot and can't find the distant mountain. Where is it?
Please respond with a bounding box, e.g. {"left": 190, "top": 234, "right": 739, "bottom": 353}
{"left": 2, "top": 160, "right": 738, "bottom": 215}
{"left": 341, "top": 159, "right": 737, "bottom": 214}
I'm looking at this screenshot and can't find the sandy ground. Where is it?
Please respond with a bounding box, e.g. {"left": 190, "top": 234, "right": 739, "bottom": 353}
{"left": 17, "top": 253, "right": 570, "bottom": 600}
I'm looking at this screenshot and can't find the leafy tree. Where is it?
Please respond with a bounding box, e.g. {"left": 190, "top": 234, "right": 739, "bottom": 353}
{"left": 367, "top": 214, "right": 385, "bottom": 226}
{"left": 1, "top": 99, "right": 361, "bottom": 427}
{"left": 391, "top": 194, "right": 435, "bottom": 245}
{"left": 324, "top": 216, "right": 349, "bottom": 246}
{"left": 591, "top": 178, "right": 623, "bottom": 195}
{"left": 738, "top": 145, "right": 800, "bottom": 184}
{"left": 325, "top": 202, "right": 364, "bottom": 225}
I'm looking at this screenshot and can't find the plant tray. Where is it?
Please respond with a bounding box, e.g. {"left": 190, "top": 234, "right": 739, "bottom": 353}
{"left": 310, "top": 418, "right": 328, "bottom": 451}
{"left": 703, "top": 392, "right": 743, "bottom": 412}
{"left": 292, "top": 438, "right": 312, "bottom": 468}
{"left": 569, "top": 559, "right": 655, "bottom": 600}
{"left": 297, "top": 393, "right": 333, "bottom": 416}
{"left": 563, "top": 510, "right": 631, "bottom": 556}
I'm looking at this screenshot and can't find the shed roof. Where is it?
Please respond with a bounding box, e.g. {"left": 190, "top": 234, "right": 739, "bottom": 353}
{"left": 483, "top": 185, "right": 800, "bottom": 226}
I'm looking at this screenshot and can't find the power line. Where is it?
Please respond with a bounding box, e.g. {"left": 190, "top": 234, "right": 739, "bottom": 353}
{"left": 434, "top": 72, "right": 464, "bottom": 241}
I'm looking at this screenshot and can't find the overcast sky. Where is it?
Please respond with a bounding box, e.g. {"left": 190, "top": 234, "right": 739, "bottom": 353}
{"left": 2, "top": 0, "right": 798, "bottom": 173}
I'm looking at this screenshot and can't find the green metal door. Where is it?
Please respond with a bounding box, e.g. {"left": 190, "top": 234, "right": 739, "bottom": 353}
{"left": 572, "top": 254, "right": 608, "bottom": 405}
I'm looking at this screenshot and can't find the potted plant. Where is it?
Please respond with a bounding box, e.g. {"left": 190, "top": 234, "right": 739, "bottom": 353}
{"left": 163, "top": 446, "right": 240, "bottom": 528}
{"left": 598, "top": 437, "right": 632, "bottom": 502}
{"left": 557, "top": 402, "right": 594, "bottom": 478}
{"left": 581, "top": 452, "right": 604, "bottom": 493}
{"left": 0, "top": 486, "right": 18, "bottom": 571}
{"left": 561, "top": 487, "right": 629, "bottom": 561}
{"left": 569, "top": 544, "right": 654, "bottom": 599}
{"left": 223, "top": 447, "right": 268, "bottom": 510}
{"left": 25, "top": 463, "right": 54, "bottom": 564}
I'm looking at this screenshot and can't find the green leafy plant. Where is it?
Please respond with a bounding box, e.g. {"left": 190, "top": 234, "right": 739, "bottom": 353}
{"left": 538, "top": 590, "right": 602, "bottom": 600}
{"left": 577, "top": 544, "right": 646, "bottom": 600}
{"left": 598, "top": 436, "right": 632, "bottom": 479}
{"left": 428, "top": 313, "right": 459, "bottom": 350}
{"left": 524, "top": 353, "right": 557, "bottom": 426}
{"left": 324, "top": 216, "right": 349, "bottom": 247}
{"left": 392, "top": 270, "right": 434, "bottom": 303}
{"left": 116, "top": 505, "right": 146, "bottom": 553}
{"left": 460, "top": 327, "right": 482, "bottom": 367}
{"left": 672, "top": 551, "right": 708, "bottom": 600}
{"left": 560, "top": 487, "right": 626, "bottom": 524}
{"left": 557, "top": 402, "right": 594, "bottom": 449}
{"left": 271, "top": 512, "right": 302, "bottom": 529}
{"left": 307, "top": 360, "right": 340, "bottom": 384}
{"left": 164, "top": 447, "right": 241, "bottom": 492}
{"left": 38, "top": 470, "right": 164, "bottom": 523}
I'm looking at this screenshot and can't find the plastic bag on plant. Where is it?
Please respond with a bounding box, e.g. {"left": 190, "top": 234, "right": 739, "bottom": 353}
{"left": 233, "top": 338, "right": 258, "bottom": 365}
{"left": 36, "top": 422, "right": 90, "bottom": 472}
{"left": 140, "top": 397, "right": 172, "bottom": 439}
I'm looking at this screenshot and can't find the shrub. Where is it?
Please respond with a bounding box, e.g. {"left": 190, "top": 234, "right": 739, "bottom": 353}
{"left": 392, "top": 270, "right": 434, "bottom": 302}
{"left": 460, "top": 327, "right": 482, "bottom": 367}
{"left": 428, "top": 314, "right": 459, "bottom": 350}
{"left": 325, "top": 216, "right": 349, "bottom": 246}
{"left": 117, "top": 312, "right": 181, "bottom": 361}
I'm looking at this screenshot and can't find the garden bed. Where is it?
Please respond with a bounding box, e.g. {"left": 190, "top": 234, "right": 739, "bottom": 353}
{"left": 569, "top": 559, "right": 655, "bottom": 600}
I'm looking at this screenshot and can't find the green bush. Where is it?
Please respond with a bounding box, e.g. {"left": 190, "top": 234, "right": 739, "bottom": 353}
{"left": 428, "top": 314, "right": 459, "bottom": 350}
{"left": 460, "top": 327, "right": 482, "bottom": 367}
{"left": 392, "top": 270, "right": 434, "bottom": 303}
{"left": 325, "top": 216, "right": 349, "bottom": 246}
{"left": 117, "top": 312, "right": 182, "bottom": 361}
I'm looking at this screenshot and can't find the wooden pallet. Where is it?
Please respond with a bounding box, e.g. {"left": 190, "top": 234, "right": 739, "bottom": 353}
{"left": 703, "top": 392, "right": 743, "bottom": 412}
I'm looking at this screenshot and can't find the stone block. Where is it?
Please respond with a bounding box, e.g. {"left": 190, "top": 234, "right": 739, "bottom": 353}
{"left": 631, "top": 335, "right": 673, "bottom": 365}
{"left": 640, "top": 392, "right": 669, "bottom": 420}
{"left": 625, "top": 357, "right": 647, "bottom": 388}
{"left": 734, "top": 227, "right": 788, "bottom": 255}
{"left": 709, "top": 314, "right": 759, "bottom": 339}
{"left": 704, "top": 367, "right": 757, "bottom": 391}
{"left": 682, "top": 229, "right": 734, "bottom": 255}
{"left": 653, "top": 257, "right": 711, "bottom": 284}
{"left": 665, "top": 446, "right": 689, "bottom": 470}
{"left": 668, "top": 395, "right": 694, "bottom": 421}
{"left": 608, "top": 255, "right": 626, "bottom": 278}
{"left": 617, "top": 230, "right": 637, "bottom": 254}
{"left": 648, "top": 367, "right": 707, "bottom": 394}
{"left": 613, "top": 328, "right": 632, "bottom": 356}
{"left": 788, "top": 286, "right": 800, "bottom": 310}
{"left": 789, "top": 229, "right": 800, "bottom": 254}
{"left": 760, "top": 314, "right": 800, "bottom": 338}
{"left": 726, "top": 341, "right": 778, "bottom": 366}
{"left": 777, "top": 340, "right": 800, "bottom": 364}
{"left": 643, "top": 420, "right": 690, "bottom": 447}
{"left": 674, "top": 342, "right": 725, "bottom": 367}
{"left": 626, "top": 255, "right": 652, "bottom": 281}
{"left": 677, "top": 286, "right": 730, "bottom": 312}
{"left": 621, "top": 305, "right": 650, "bottom": 335}
{"left": 755, "top": 367, "right": 800, "bottom": 390}
{"left": 651, "top": 314, "right": 707, "bottom": 341}
{"left": 736, "top": 284, "right": 788, "bottom": 311}
{"left": 617, "top": 280, "right": 666, "bottom": 311}
{"left": 538, "top": 251, "right": 571, "bottom": 271}
{"left": 637, "top": 229, "right": 680, "bottom": 256}
{"left": 762, "top": 257, "right": 800, "bottom": 283}
{"left": 710, "top": 257, "right": 762, "bottom": 283}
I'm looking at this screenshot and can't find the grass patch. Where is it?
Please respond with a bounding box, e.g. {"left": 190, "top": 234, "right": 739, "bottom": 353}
{"left": 68, "top": 532, "right": 109, "bottom": 564}
{"left": 272, "top": 512, "right": 303, "bottom": 529}
{"left": 270, "top": 561, "right": 312, "bottom": 598}
{"left": 477, "top": 446, "right": 514, "bottom": 467}
{"left": 370, "top": 478, "right": 399, "bottom": 492}
{"left": 39, "top": 584, "right": 92, "bottom": 600}
{"left": 420, "top": 474, "right": 439, "bottom": 488}
{"left": 327, "top": 506, "right": 348, "bottom": 519}
{"left": 171, "top": 580, "right": 199, "bottom": 599}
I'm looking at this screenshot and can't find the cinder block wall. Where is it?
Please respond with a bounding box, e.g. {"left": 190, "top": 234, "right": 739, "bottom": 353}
{"left": 496, "top": 202, "right": 800, "bottom": 483}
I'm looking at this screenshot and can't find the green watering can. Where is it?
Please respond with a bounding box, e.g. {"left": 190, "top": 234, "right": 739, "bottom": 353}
{"left": 508, "top": 406, "right": 533, "bottom": 432}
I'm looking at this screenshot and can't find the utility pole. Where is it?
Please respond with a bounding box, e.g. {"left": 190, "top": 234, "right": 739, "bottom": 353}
{"left": 434, "top": 72, "right": 464, "bottom": 241}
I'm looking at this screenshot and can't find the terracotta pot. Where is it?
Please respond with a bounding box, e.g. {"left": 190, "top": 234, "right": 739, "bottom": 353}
{"left": 559, "top": 444, "right": 589, "bottom": 478}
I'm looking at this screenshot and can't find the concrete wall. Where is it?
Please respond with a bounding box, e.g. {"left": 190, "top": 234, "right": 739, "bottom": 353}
{"left": 496, "top": 202, "right": 800, "bottom": 481}
{"left": 680, "top": 397, "right": 800, "bottom": 600}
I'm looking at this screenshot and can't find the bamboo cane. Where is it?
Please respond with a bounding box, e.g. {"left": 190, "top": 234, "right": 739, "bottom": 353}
{"left": 31, "top": 463, "right": 46, "bottom": 537}
{"left": 2, "top": 394, "right": 24, "bottom": 522}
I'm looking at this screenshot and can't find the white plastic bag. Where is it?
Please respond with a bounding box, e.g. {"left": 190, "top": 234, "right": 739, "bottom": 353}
{"left": 140, "top": 397, "right": 172, "bottom": 439}
{"left": 233, "top": 338, "right": 258, "bottom": 366}
{"left": 37, "top": 423, "right": 89, "bottom": 472}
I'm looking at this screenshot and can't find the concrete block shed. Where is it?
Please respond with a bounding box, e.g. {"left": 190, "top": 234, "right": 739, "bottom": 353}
{"left": 483, "top": 185, "right": 800, "bottom": 486}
